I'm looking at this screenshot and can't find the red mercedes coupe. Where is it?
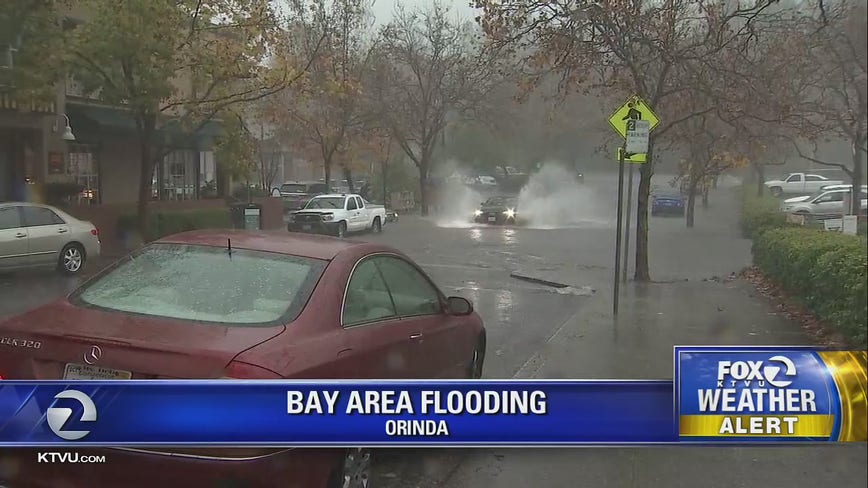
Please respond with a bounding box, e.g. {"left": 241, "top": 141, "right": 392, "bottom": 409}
{"left": 0, "top": 230, "right": 486, "bottom": 488}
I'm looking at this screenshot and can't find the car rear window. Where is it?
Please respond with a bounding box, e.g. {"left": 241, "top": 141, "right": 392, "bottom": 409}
{"left": 280, "top": 184, "right": 307, "bottom": 193}
{"left": 70, "top": 244, "right": 325, "bottom": 326}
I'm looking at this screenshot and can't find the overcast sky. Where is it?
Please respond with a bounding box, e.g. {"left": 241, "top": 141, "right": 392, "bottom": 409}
{"left": 369, "top": 0, "right": 478, "bottom": 24}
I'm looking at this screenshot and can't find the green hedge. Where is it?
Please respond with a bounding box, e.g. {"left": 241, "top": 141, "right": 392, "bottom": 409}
{"left": 118, "top": 208, "right": 231, "bottom": 242}
{"left": 739, "top": 186, "right": 792, "bottom": 238}
{"left": 752, "top": 228, "right": 868, "bottom": 346}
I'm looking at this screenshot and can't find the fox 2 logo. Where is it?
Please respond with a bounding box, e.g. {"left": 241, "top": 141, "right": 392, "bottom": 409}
{"left": 716, "top": 356, "right": 797, "bottom": 388}
{"left": 46, "top": 390, "right": 98, "bottom": 441}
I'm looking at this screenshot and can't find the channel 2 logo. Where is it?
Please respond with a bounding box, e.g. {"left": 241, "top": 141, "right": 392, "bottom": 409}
{"left": 46, "top": 390, "right": 97, "bottom": 440}
{"left": 717, "top": 355, "right": 797, "bottom": 388}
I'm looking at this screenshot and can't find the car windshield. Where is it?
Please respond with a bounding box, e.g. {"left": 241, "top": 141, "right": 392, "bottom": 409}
{"left": 71, "top": 244, "right": 324, "bottom": 325}
{"left": 280, "top": 184, "right": 308, "bottom": 193}
{"left": 305, "top": 197, "right": 345, "bottom": 209}
{"left": 807, "top": 189, "right": 830, "bottom": 200}
{"left": 484, "top": 197, "right": 516, "bottom": 207}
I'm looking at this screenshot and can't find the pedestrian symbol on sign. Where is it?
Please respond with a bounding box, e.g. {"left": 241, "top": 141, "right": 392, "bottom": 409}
{"left": 622, "top": 101, "right": 642, "bottom": 122}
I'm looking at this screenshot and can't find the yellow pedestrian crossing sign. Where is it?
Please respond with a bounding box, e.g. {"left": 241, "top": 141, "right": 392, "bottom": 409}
{"left": 608, "top": 95, "right": 659, "bottom": 139}
{"left": 617, "top": 148, "right": 647, "bottom": 163}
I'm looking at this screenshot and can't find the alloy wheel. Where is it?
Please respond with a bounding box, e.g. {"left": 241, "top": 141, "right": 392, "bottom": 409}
{"left": 339, "top": 448, "right": 371, "bottom": 488}
{"left": 63, "top": 247, "right": 83, "bottom": 273}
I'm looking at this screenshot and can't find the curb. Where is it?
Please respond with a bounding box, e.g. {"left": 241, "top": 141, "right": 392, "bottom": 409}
{"left": 508, "top": 272, "right": 570, "bottom": 289}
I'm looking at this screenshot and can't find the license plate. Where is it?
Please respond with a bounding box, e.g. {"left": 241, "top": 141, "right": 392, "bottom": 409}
{"left": 302, "top": 225, "right": 312, "bottom": 231}
{"left": 63, "top": 363, "right": 132, "bottom": 380}
{"left": 488, "top": 217, "right": 496, "bottom": 222}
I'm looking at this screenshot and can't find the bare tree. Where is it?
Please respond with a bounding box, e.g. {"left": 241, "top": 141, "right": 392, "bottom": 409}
{"left": 475, "top": 0, "right": 781, "bottom": 281}
{"left": 375, "top": 1, "right": 501, "bottom": 215}
{"left": 716, "top": 1, "right": 866, "bottom": 207}
{"left": 269, "top": 0, "right": 375, "bottom": 190}
{"left": 787, "top": 1, "right": 866, "bottom": 213}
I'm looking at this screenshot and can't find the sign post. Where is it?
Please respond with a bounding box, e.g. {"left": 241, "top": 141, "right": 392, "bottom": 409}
{"left": 613, "top": 144, "right": 626, "bottom": 316}
{"left": 608, "top": 96, "right": 659, "bottom": 315}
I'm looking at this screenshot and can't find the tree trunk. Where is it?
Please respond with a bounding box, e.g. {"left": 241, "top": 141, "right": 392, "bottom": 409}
{"left": 342, "top": 164, "right": 354, "bottom": 193}
{"left": 418, "top": 163, "right": 431, "bottom": 217}
{"left": 686, "top": 178, "right": 699, "bottom": 228}
{"left": 701, "top": 182, "right": 710, "bottom": 208}
{"left": 323, "top": 156, "right": 332, "bottom": 189}
{"left": 850, "top": 139, "right": 864, "bottom": 215}
{"left": 381, "top": 159, "right": 388, "bottom": 206}
{"left": 633, "top": 143, "right": 653, "bottom": 282}
{"left": 754, "top": 163, "right": 765, "bottom": 198}
{"left": 135, "top": 117, "right": 157, "bottom": 242}
{"left": 712, "top": 175, "right": 718, "bottom": 189}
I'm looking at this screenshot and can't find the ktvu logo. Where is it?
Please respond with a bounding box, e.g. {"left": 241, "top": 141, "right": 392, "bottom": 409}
{"left": 46, "top": 390, "right": 97, "bottom": 441}
{"left": 717, "top": 355, "right": 797, "bottom": 388}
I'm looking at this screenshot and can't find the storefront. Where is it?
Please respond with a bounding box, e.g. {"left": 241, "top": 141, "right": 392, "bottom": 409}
{"left": 0, "top": 93, "right": 55, "bottom": 202}
{"left": 64, "top": 100, "right": 222, "bottom": 205}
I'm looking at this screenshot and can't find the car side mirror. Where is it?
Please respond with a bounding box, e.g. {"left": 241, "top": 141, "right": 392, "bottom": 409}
{"left": 446, "top": 296, "right": 473, "bottom": 316}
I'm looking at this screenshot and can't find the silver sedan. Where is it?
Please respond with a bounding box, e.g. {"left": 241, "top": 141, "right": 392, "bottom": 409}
{"left": 0, "top": 202, "right": 101, "bottom": 275}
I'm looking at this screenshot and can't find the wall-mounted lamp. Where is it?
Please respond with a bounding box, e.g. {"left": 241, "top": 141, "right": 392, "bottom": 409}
{"left": 53, "top": 114, "right": 76, "bottom": 141}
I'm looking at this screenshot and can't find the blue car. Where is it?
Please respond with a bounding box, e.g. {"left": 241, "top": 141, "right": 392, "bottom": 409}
{"left": 651, "top": 192, "right": 686, "bottom": 216}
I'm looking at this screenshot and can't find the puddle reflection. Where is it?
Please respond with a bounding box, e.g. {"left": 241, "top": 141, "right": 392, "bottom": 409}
{"left": 502, "top": 227, "right": 517, "bottom": 246}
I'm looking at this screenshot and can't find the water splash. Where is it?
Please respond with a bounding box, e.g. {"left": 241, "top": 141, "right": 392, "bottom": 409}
{"left": 433, "top": 169, "right": 486, "bottom": 228}
{"left": 517, "top": 162, "right": 615, "bottom": 228}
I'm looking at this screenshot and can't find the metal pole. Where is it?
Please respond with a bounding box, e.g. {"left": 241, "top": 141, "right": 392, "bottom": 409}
{"left": 613, "top": 147, "right": 626, "bottom": 316}
{"left": 622, "top": 163, "right": 635, "bottom": 283}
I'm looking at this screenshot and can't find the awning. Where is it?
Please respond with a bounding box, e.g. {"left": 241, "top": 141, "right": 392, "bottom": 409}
{"left": 67, "top": 102, "right": 138, "bottom": 131}
{"left": 67, "top": 101, "right": 223, "bottom": 147}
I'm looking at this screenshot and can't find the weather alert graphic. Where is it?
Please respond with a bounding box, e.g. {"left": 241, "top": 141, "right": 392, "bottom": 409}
{"left": 676, "top": 347, "right": 867, "bottom": 442}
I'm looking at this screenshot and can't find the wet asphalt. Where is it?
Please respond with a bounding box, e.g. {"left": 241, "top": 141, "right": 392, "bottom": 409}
{"left": 0, "top": 173, "right": 864, "bottom": 487}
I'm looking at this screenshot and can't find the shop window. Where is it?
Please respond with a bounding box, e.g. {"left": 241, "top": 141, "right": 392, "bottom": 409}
{"left": 67, "top": 144, "right": 100, "bottom": 205}
{"left": 160, "top": 150, "right": 196, "bottom": 200}
{"left": 199, "top": 151, "right": 217, "bottom": 198}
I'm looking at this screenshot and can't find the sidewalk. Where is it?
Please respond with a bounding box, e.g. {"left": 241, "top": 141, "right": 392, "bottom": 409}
{"left": 380, "top": 184, "right": 867, "bottom": 488}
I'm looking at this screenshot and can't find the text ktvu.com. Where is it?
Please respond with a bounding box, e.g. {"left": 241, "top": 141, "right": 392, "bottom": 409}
{"left": 288, "top": 389, "right": 547, "bottom": 436}
{"left": 699, "top": 358, "right": 816, "bottom": 435}
{"left": 37, "top": 452, "right": 107, "bottom": 464}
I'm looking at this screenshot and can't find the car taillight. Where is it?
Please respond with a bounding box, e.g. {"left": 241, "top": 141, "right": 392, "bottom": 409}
{"left": 221, "top": 361, "right": 281, "bottom": 379}
{"left": 90, "top": 228, "right": 99, "bottom": 236}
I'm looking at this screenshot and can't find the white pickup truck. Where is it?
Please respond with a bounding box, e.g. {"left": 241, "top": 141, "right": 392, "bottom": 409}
{"left": 287, "top": 194, "right": 387, "bottom": 238}
{"left": 764, "top": 172, "right": 843, "bottom": 197}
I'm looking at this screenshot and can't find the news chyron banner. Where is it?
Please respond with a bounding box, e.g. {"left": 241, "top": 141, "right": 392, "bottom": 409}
{"left": 676, "top": 346, "right": 867, "bottom": 442}
{"left": 0, "top": 347, "right": 863, "bottom": 446}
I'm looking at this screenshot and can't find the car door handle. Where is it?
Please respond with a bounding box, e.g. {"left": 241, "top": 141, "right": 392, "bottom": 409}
{"left": 409, "top": 333, "right": 423, "bottom": 339}
{"left": 15, "top": 233, "right": 26, "bottom": 238}
{"left": 58, "top": 228, "right": 68, "bottom": 233}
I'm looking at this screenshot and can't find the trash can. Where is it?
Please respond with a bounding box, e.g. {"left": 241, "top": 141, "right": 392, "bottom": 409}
{"left": 230, "top": 203, "right": 263, "bottom": 230}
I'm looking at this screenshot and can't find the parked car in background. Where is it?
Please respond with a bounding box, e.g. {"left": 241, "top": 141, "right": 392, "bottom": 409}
{"left": 764, "top": 172, "right": 843, "bottom": 197}
{"left": 651, "top": 191, "right": 686, "bottom": 216}
{"left": 477, "top": 176, "right": 498, "bottom": 187}
{"left": 781, "top": 184, "right": 868, "bottom": 206}
{"left": 0, "top": 229, "right": 485, "bottom": 488}
{"left": 779, "top": 188, "right": 867, "bottom": 217}
{"left": 288, "top": 194, "right": 387, "bottom": 238}
{"left": 278, "top": 181, "right": 330, "bottom": 211}
{"left": 0, "top": 202, "right": 100, "bottom": 275}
